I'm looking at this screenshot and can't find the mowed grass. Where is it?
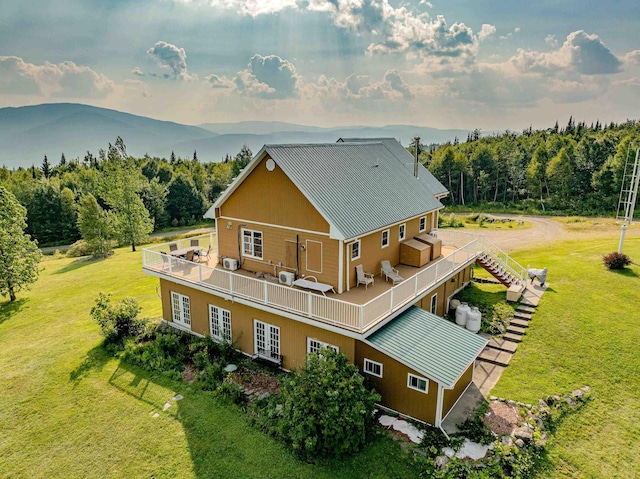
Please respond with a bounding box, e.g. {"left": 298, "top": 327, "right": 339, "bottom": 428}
{"left": 0, "top": 247, "right": 420, "bottom": 479}
{"left": 490, "top": 237, "right": 640, "bottom": 479}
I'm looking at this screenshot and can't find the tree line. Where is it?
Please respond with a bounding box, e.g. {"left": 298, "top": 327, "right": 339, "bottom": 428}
{"left": 0, "top": 138, "right": 253, "bottom": 248}
{"left": 419, "top": 117, "right": 640, "bottom": 215}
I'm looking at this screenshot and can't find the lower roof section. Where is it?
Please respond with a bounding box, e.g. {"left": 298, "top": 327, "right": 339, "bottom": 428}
{"left": 366, "top": 306, "right": 488, "bottom": 388}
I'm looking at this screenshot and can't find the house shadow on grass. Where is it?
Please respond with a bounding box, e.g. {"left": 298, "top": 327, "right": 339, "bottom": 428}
{"left": 69, "top": 344, "right": 113, "bottom": 385}
{"left": 106, "top": 360, "right": 422, "bottom": 479}
{"left": 0, "top": 298, "right": 28, "bottom": 326}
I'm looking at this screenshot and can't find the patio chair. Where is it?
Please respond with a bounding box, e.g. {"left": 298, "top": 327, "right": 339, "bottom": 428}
{"left": 355, "top": 264, "right": 374, "bottom": 289}
{"left": 380, "top": 260, "right": 403, "bottom": 285}
{"left": 190, "top": 239, "right": 199, "bottom": 247}
{"left": 169, "top": 243, "right": 178, "bottom": 252}
{"left": 185, "top": 250, "right": 195, "bottom": 262}
{"left": 199, "top": 247, "right": 213, "bottom": 263}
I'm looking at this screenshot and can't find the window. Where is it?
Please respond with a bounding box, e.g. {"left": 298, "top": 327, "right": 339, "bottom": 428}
{"left": 209, "top": 305, "right": 232, "bottom": 342}
{"left": 430, "top": 294, "right": 437, "bottom": 314}
{"left": 351, "top": 240, "right": 361, "bottom": 260}
{"left": 170, "top": 292, "right": 191, "bottom": 327}
{"left": 364, "top": 359, "right": 383, "bottom": 378}
{"left": 381, "top": 229, "right": 389, "bottom": 248}
{"left": 407, "top": 373, "right": 429, "bottom": 393}
{"left": 242, "top": 229, "right": 263, "bottom": 259}
{"left": 307, "top": 338, "right": 339, "bottom": 354}
{"left": 419, "top": 216, "right": 427, "bottom": 232}
{"left": 254, "top": 320, "right": 280, "bottom": 362}
{"left": 399, "top": 223, "right": 406, "bottom": 241}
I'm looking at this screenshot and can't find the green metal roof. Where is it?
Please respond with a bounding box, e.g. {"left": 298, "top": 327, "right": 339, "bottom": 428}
{"left": 367, "top": 306, "right": 488, "bottom": 388}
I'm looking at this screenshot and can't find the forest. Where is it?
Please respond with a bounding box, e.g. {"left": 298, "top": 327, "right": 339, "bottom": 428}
{"left": 419, "top": 117, "right": 640, "bottom": 216}
{"left": 1, "top": 117, "right": 639, "bottom": 248}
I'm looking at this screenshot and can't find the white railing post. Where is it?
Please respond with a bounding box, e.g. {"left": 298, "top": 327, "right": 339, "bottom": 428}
{"left": 360, "top": 307, "right": 364, "bottom": 332}
{"left": 229, "top": 273, "right": 233, "bottom": 295}
{"left": 264, "top": 281, "right": 268, "bottom": 304}
{"left": 308, "top": 293, "right": 313, "bottom": 318}
{"left": 390, "top": 288, "right": 394, "bottom": 311}
{"left": 414, "top": 275, "right": 418, "bottom": 295}
{"left": 169, "top": 256, "right": 173, "bottom": 275}
{"left": 198, "top": 264, "right": 202, "bottom": 283}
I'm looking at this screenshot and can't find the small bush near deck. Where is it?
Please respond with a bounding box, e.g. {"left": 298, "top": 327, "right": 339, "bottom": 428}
{"left": 255, "top": 349, "right": 380, "bottom": 461}
{"left": 603, "top": 252, "right": 632, "bottom": 270}
{"left": 90, "top": 292, "right": 148, "bottom": 344}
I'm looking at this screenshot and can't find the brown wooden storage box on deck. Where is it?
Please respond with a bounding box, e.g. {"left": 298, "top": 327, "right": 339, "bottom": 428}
{"left": 414, "top": 233, "right": 442, "bottom": 260}
{"left": 399, "top": 239, "right": 431, "bottom": 267}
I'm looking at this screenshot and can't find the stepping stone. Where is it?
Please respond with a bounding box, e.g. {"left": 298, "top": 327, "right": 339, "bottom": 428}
{"left": 510, "top": 318, "right": 530, "bottom": 328}
{"left": 487, "top": 337, "right": 518, "bottom": 353}
{"left": 152, "top": 412, "right": 160, "bottom": 418}
{"left": 517, "top": 305, "right": 536, "bottom": 313}
{"left": 507, "top": 324, "right": 527, "bottom": 335}
{"left": 504, "top": 332, "right": 523, "bottom": 342}
{"left": 172, "top": 394, "right": 184, "bottom": 401}
{"left": 162, "top": 402, "right": 171, "bottom": 411}
{"left": 514, "top": 311, "right": 532, "bottom": 320}
{"left": 478, "top": 348, "right": 512, "bottom": 367}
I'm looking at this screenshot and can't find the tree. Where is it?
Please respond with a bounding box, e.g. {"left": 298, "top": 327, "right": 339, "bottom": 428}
{"left": 231, "top": 145, "right": 253, "bottom": 177}
{"left": 90, "top": 292, "right": 146, "bottom": 344}
{"left": 166, "top": 173, "right": 204, "bottom": 225}
{"left": 60, "top": 153, "right": 67, "bottom": 166}
{"left": 77, "top": 194, "right": 113, "bottom": 258}
{"left": 0, "top": 186, "right": 42, "bottom": 302}
{"left": 273, "top": 349, "right": 380, "bottom": 460}
{"left": 101, "top": 143, "right": 153, "bottom": 252}
{"left": 41, "top": 155, "right": 51, "bottom": 178}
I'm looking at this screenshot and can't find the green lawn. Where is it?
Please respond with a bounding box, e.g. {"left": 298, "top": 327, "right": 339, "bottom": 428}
{"left": 0, "top": 247, "right": 419, "bottom": 479}
{"left": 491, "top": 237, "right": 640, "bottom": 479}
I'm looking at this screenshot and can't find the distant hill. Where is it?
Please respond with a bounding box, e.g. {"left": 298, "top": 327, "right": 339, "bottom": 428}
{"left": 0, "top": 103, "right": 471, "bottom": 168}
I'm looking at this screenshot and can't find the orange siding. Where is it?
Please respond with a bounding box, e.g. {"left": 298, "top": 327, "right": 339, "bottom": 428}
{"left": 217, "top": 222, "right": 339, "bottom": 288}
{"left": 159, "top": 279, "right": 355, "bottom": 371}
{"left": 443, "top": 363, "right": 474, "bottom": 416}
{"left": 355, "top": 341, "right": 438, "bottom": 424}
{"left": 220, "top": 155, "right": 330, "bottom": 234}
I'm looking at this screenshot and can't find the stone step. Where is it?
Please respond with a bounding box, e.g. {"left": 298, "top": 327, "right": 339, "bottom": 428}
{"left": 517, "top": 305, "right": 536, "bottom": 313}
{"left": 503, "top": 332, "right": 523, "bottom": 342}
{"left": 514, "top": 311, "right": 533, "bottom": 320}
{"left": 507, "top": 324, "right": 527, "bottom": 335}
{"left": 487, "top": 337, "right": 519, "bottom": 353}
{"left": 510, "top": 318, "right": 530, "bottom": 328}
{"left": 478, "top": 348, "right": 512, "bottom": 367}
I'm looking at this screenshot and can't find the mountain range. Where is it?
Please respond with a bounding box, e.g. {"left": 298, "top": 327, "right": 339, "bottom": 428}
{"left": 0, "top": 103, "right": 472, "bottom": 168}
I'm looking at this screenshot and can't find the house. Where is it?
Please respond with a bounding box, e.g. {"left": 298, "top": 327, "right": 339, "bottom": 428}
{"left": 142, "top": 138, "right": 489, "bottom": 428}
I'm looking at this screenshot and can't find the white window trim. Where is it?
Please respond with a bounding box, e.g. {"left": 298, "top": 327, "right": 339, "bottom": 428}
{"left": 242, "top": 228, "right": 263, "bottom": 260}
{"left": 364, "top": 358, "right": 383, "bottom": 378}
{"left": 407, "top": 373, "right": 429, "bottom": 394}
{"left": 351, "top": 239, "right": 361, "bottom": 261}
{"left": 170, "top": 292, "right": 191, "bottom": 328}
{"left": 430, "top": 293, "right": 437, "bottom": 314}
{"left": 419, "top": 216, "right": 427, "bottom": 233}
{"left": 399, "top": 223, "right": 406, "bottom": 241}
{"left": 381, "top": 229, "right": 389, "bottom": 249}
{"left": 209, "top": 304, "right": 232, "bottom": 342}
{"left": 307, "top": 337, "right": 339, "bottom": 354}
{"left": 254, "top": 319, "right": 281, "bottom": 363}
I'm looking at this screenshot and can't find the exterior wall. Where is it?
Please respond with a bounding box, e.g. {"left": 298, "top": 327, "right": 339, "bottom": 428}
{"left": 217, "top": 222, "right": 340, "bottom": 288}
{"left": 442, "top": 363, "right": 474, "bottom": 417}
{"left": 220, "top": 155, "right": 330, "bottom": 234}
{"left": 345, "top": 212, "right": 436, "bottom": 289}
{"left": 355, "top": 340, "right": 438, "bottom": 424}
{"left": 414, "top": 264, "right": 472, "bottom": 316}
{"left": 159, "top": 279, "right": 355, "bottom": 371}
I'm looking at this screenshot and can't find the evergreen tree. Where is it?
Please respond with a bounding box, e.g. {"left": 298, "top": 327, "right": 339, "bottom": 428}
{"left": 60, "top": 153, "right": 67, "bottom": 166}
{"left": 166, "top": 173, "right": 204, "bottom": 225}
{"left": 41, "top": 155, "right": 51, "bottom": 178}
{"left": 0, "top": 186, "right": 42, "bottom": 302}
{"left": 170, "top": 151, "right": 176, "bottom": 163}
{"left": 231, "top": 145, "right": 253, "bottom": 177}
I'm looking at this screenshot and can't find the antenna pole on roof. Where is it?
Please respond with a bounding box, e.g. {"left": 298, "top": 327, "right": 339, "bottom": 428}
{"left": 413, "top": 137, "right": 421, "bottom": 179}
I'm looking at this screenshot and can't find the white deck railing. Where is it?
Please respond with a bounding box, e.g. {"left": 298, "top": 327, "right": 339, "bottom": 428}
{"left": 142, "top": 234, "right": 478, "bottom": 333}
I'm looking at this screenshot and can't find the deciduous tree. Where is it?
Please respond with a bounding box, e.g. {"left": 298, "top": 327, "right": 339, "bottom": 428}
{"left": 77, "top": 193, "right": 113, "bottom": 258}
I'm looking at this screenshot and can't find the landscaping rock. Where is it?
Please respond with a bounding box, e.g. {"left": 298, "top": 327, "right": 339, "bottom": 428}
{"left": 434, "top": 455, "right": 449, "bottom": 470}
{"left": 565, "top": 396, "right": 577, "bottom": 408}
{"left": 514, "top": 427, "right": 533, "bottom": 441}
{"left": 172, "top": 394, "right": 184, "bottom": 401}
{"left": 515, "top": 439, "right": 525, "bottom": 448}
{"left": 444, "top": 440, "right": 494, "bottom": 460}
{"left": 581, "top": 385, "right": 591, "bottom": 393}
{"left": 538, "top": 398, "right": 549, "bottom": 408}
{"left": 571, "top": 389, "right": 584, "bottom": 400}
{"left": 501, "top": 436, "right": 513, "bottom": 446}
{"left": 378, "top": 414, "right": 395, "bottom": 427}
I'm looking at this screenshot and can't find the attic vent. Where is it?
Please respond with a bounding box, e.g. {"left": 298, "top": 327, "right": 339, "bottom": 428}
{"left": 266, "top": 158, "right": 276, "bottom": 171}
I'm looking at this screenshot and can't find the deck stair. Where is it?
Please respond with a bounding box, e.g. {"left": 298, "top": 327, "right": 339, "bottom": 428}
{"left": 510, "top": 318, "right": 529, "bottom": 328}
{"left": 476, "top": 253, "right": 521, "bottom": 287}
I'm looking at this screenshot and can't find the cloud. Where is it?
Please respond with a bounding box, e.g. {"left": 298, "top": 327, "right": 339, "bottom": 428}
{"left": 179, "top": 0, "right": 297, "bottom": 17}
{"left": 384, "top": 69, "right": 413, "bottom": 99}
{"left": 545, "top": 34, "right": 558, "bottom": 47}
{"left": 623, "top": 50, "right": 640, "bottom": 66}
{"left": 132, "top": 67, "right": 145, "bottom": 76}
{"left": 205, "top": 73, "right": 234, "bottom": 89}
{"left": 234, "top": 54, "right": 300, "bottom": 98}
{"left": 147, "top": 41, "right": 196, "bottom": 80}
{"left": 306, "top": 69, "right": 414, "bottom": 103}
{"left": 478, "top": 24, "right": 496, "bottom": 41}
{"left": 511, "top": 30, "right": 622, "bottom": 76}
{"left": 0, "top": 56, "right": 114, "bottom": 98}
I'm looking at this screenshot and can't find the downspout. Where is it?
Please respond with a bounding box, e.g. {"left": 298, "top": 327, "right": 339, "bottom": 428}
{"left": 435, "top": 383, "right": 449, "bottom": 439}
{"left": 338, "top": 239, "right": 344, "bottom": 294}
{"left": 237, "top": 224, "right": 247, "bottom": 264}
{"left": 345, "top": 241, "right": 351, "bottom": 292}
{"left": 296, "top": 234, "right": 300, "bottom": 277}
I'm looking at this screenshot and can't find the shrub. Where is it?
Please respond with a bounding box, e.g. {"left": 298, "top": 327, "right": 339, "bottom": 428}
{"left": 196, "top": 363, "right": 226, "bottom": 391}
{"left": 66, "top": 240, "right": 94, "bottom": 258}
{"left": 271, "top": 349, "right": 380, "bottom": 460}
{"left": 457, "top": 402, "right": 494, "bottom": 445}
{"left": 90, "top": 292, "right": 147, "bottom": 344}
{"left": 217, "top": 375, "right": 246, "bottom": 405}
{"left": 603, "top": 252, "right": 632, "bottom": 270}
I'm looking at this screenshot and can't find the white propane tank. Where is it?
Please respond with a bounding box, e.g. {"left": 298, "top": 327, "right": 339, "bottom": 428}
{"left": 466, "top": 307, "right": 482, "bottom": 333}
{"left": 455, "top": 302, "right": 470, "bottom": 326}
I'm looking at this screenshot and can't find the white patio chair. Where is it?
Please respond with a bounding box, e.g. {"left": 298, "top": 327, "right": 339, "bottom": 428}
{"left": 355, "top": 264, "right": 375, "bottom": 289}
{"left": 380, "top": 260, "right": 403, "bottom": 285}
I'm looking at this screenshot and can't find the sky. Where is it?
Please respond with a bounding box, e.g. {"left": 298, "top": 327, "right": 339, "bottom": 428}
{"left": 1, "top": 0, "right": 639, "bottom": 131}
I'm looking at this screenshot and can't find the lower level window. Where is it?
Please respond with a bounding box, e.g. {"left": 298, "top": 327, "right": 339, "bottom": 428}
{"left": 254, "top": 320, "right": 280, "bottom": 362}
{"left": 170, "top": 292, "right": 191, "bottom": 327}
{"left": 364, "top": 358, "right": 383, "bottom": 378}
{"left": 307, "top": 338, "right": 339, "bottom": 354}
{"left": 407, "top": 373, "right": 429, "bottom": 393}
{"left": 209, "top": 305, "right": 232, "bottom": 342}
{"left": 430, "top": 294, "right": 437, "bottom": 314}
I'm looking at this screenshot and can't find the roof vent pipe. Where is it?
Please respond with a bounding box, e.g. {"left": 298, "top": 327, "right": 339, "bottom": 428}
{"left": 413, "top": 136, "right": 420, "bottom": 179}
